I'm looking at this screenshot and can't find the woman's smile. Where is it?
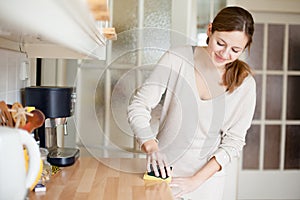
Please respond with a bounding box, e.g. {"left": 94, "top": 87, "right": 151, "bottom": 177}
{"left": 214, "top": 53, "right": 227, "bottom": 63}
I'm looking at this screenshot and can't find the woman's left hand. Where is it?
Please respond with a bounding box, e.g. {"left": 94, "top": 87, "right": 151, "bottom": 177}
{"left": 169, "top": 176, "right": 204, "bottom": 198}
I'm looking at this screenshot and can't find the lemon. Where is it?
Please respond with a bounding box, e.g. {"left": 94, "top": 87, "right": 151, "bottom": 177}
{"left": 24, "top": 149, "right": 43, "bottom": 191}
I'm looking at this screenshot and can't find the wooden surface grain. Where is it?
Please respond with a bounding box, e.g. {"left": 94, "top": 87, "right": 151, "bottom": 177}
{"left": 29, "top": 157, "right": 174, "bottom": 200}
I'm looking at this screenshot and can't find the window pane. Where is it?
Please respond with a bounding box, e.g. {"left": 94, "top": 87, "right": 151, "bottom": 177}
{"left": 266, "top": 75, "right": 283, "bottom": 119}
{"left": 287, "top": 76, "right": 300, "bottom": 119}
{"left": 112, "top": 0, "right": 172, "bottom": 65}
{"left": 264, "top": 125, "right": 281, "bottom": 169}
{"left": 197, "top": 0, "right": 210, "bottom": 31}
{"left": 213, "top": 0, "right": 226, "bottom": 16}
{"left": 95, "top": 67, "right": 106, "bottom": 128}
{"left": 288, "top": 25, "right": 300, "bottom": 70}
{"left": 113, "top": 0, "right": 138, "bottom": 33}
{"left": 144, "top": 0, "right": 171, "bottom": 28}
{"left": 244, "top": 24, "right": 264, "bottom": 70}
{"left": 243, "top": 125, "right": 260, "bottom": 169}
{"left": 110, "top": 68, "right": 134, "bottom": 148}
{"left": 254, "top": 75, "right": 262, "bottom": 120}
{"left": 267, "top": 25, "right": 284, "bottom": 70}
{"left": 285, "top": 126, "right": 300, "bottom": 169}
{"left": 197, "top": 0, "right": 226, "bottom": 32}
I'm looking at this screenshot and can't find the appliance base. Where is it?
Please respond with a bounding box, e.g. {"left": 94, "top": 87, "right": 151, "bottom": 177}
{"left": 47, "top": 147, "right": 80, "bottom": 167}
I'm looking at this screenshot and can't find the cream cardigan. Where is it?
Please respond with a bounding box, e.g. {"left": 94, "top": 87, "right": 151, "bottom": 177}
{"left": 127, "top": 45, "right": 256, "bottom": 174}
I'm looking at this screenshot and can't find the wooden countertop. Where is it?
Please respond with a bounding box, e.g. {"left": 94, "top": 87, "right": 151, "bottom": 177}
{"left": 29, "top": 157, "right": 174, "bottom": 200}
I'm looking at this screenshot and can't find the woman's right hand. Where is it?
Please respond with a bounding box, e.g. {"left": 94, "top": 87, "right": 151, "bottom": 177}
{"left": 141, "top": 139, "right": 171, "bottom": 179}
{"left": 141, "top": 139, "right": 159, "bottom": 153}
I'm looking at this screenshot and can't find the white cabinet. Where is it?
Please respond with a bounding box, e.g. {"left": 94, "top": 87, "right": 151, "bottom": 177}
{"left": 0, "top": 0, "right": 109, "bottom": 59}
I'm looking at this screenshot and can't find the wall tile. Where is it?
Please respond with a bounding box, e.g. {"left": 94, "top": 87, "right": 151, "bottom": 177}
{"left": 7, "top": 55, "right": 17, "bottom": 91}
{"left": 0, "top": 48, "right": 28, "bottom": 104}
{"left": 0, "top": 51, "right": 7, "bottom": 94}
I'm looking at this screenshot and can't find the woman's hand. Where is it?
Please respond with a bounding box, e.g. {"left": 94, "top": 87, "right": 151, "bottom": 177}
{"left": 170, "top": 157, "right": 221, "bottom": 198}
{"left": 141, "top": 139, "right": 159, "bottom": 153}
{"left": 170, "top": 176, "right": 204, "bottom": 198}
{"left": 141, "top": 139, "right": 171, "bottom": 179}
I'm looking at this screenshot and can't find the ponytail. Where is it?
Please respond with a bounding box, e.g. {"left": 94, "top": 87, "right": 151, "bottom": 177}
{"left": 223, "top": 59, "right": 253, "bottom": 93}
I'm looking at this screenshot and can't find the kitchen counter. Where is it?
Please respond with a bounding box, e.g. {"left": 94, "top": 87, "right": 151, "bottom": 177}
{"left": 29, "top": 157, "right": 174, "bottom": 200}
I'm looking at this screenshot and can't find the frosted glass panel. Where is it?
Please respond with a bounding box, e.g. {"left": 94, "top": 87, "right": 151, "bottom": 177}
{"left": 95, "top": 0, "right": 172, "bottom": 150}
{"left": 113, "top": 0, "right": 138, "bottom": 33}
{"left": 95, "top": 69, "right": 105, "bottom": 129}
{"left": 266, "top": 75, "right": 282, "bottom": 119}
{"left": 143, "top": 0, "right": 171, "bottom": 64}
{"left": 243, "top": 125, "right": 260, "bottom": 169}
{"left": 285, "top": 125, "right": 300, "bottom": 169}
{"left": 113, "top": 49, "right": 138, "bottom": 66}
{"left": 144, "top": 0, "right": 171, "bottom": 28}
{"left": 109, "top": 68, "right": 135, "bottom": 148}
{"left": 111, "top": 0, "right": 171, "bottom": 65}
{"left": 141, "top": 31, "right": 170, "bottom": 64}
{"left": 267, "top": 25, "right": 284, "bottom": 70}
{"left": 264, "top": 125, "right": 281, "bottom": 169}
{"left": 244, "top": 24, "right": 264, "bottom": 70}
{"left": 112, "top": 0, "right": 138, "bottom": 65}
{"left": 254, "top": 75, "right": 262, "bottom": 120}
{"left": 287, "top": 76, "right": 300, "bottom": 119}
{"left": 288, "top": 25, "right": 300, "bottom": 70}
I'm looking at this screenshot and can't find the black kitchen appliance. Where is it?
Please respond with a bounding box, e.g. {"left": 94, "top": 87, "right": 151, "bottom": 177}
{"left": 25, "top": 86, "right": 79, "bottom": 167}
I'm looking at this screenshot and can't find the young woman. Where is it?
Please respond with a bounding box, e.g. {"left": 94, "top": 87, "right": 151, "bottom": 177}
{"left": 128, "top": 6, "right": 256, "bottom": 199}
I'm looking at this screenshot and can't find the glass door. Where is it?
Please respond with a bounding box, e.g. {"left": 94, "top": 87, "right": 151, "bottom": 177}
{"left": 238, "top": 13, "right": 300, "bottom": 200}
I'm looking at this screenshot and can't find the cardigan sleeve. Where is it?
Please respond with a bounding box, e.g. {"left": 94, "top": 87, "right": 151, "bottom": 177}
{"left": 127, "top": 51, "right": 172, "bottom": 147}
{"left": 211, "top": 76, "right": 256, "bottom": 169}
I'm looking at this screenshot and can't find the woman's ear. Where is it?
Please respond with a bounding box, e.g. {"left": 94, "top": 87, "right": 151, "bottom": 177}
{"left": 207, "top": 23, "right": 212, "bottom": 36}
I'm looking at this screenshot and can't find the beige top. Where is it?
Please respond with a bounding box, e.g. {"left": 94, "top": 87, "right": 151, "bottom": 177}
{"left": 127, "top": 45, "right": 256, "bottom": 176}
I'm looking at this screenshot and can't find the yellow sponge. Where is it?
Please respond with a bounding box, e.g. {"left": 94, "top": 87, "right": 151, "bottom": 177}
{"left": 143, "top": 166, "right": 172, "bottom": 183}
{"left": 143, "top": 171, "right": 172, "bottom": 183}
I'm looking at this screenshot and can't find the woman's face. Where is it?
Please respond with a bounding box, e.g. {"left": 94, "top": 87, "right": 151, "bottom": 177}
{"left": 206, "top": 29, "right": 248, "bottom": 68}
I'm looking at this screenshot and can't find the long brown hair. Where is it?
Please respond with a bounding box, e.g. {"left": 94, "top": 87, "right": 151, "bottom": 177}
{"left": 208, "top": 6, "right": 255, "bottom": 93}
